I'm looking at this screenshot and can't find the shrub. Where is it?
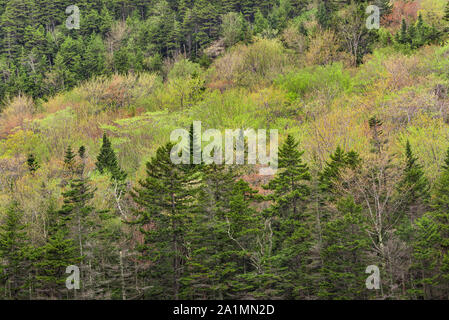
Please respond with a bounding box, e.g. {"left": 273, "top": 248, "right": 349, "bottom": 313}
{"left": 305, "top": 29, "right": 352, "bottom": 67}
{"left": 78, "top": 73, "right": 160, "bottom": 113}
{"left": 275, "top": 63, "right": 353, "bottom": 101}
{"left": 167, "top": 59, "right": 202, "bottom": 80}
{"left": 0, "top": 95, "right": 35, "bottom": 138}
{"left": 209, "top": 38, "right": 289, "bottom": 88}
{"left": 281, "top": 24, "right": 308, "bottom": 54}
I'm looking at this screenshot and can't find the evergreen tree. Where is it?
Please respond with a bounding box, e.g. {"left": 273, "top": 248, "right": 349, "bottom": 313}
{"left": 96, "top": 133, "right": 119, "bottom": 175}
{"left": 131, "top": 142, "right": 199, "bottom": 299}
{"left": 398, "top": 18, "right": 408, "bottom": 45}
{"left": 414, "top": 147, "right": 449, "bottom": 299}
{"left": 26, "top": 153, "right": 40, "bottom": 175}
{"left": 181, "top": 156, "right": 237, "bottom": 299}
{"left": 99, "top": 4, "right": 113, "bottom": 36}
{"left": 34, "top": 228, "right": 81, "bottom": 299}
{"left": 412, "top": 213, "right": 440, "bottom": 299}
{"left": 368, "top": 116, "right": 385, "bottom": 154}
{"left": 0, "top": 201, "right": 30, "bottom": 299}
{"left": 57, "top": 148, "right": 97, "bottom": 298}
{"left": 319, "top": 196, "right": 372, "bottom": 300}
{"left": 82, "top": 34, "right": 107, "bottom": 79}
{"left": 59, "top": 172, "right": 95, "bottom": 259}
{"left": 319, "top": 146, "right": 360, "bottom": 194}
{"left": 64, "top": 145, "right": 76, "bottom": 178}
{"left": 265, "top": 134, "right": 310, "bottom": 218}
{"left": 394, "top": 141, "right": 430, "bottom": 298}
{"left": 317, "top": 146, "right": 361, "bottom": 244}
{"left": 316, "top": 0, "right": 334, "bottom": 29}
{"left": 263, "top": 134, "right": 312, "bottom": 298}
{"left": 0, "top": 0, "right": 37, "bottom": 59}
{"left": 223, "top": 179, "right": 277, "bottom": 299}
{"left": 398, "top": 141, "right": 430, "bottom": 221}
{"left": 96, "top": 133, "right": 127, "bottom": 203}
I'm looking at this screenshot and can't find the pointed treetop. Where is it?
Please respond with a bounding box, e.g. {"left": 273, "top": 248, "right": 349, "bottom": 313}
{"left": 78, "top": 145, "right": 86, "bottom": 159}
{"left": 27, "top": 153, "right": 39, "bottom": 174}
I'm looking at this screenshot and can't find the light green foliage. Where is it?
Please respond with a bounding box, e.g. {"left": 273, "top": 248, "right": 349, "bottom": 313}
{"left": 220, "top": 12, "right": 245, "bottom": 48}
{"left": 2, "top": 0, "right": 449, "bottom": 301}
{"left": 276, "top": 63, "right": 353, "bottom": 101}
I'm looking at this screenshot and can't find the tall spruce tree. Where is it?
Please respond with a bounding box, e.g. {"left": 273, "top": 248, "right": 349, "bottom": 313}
{"left": 181, "top": 158, "right": 241, "bottom": 299}
{"left": 34, "top": 228, "right": 81, "bottom": 299}
{"left": 319, "top": 146, "right": 361, "bottom": 204}
{"left": 0, "top": 201, "right": 30, "bottom": 299}
{"left": 59, "top": 171, "right": 95, "bottom": 260}
{"left": 398, "top": 19, "right": 409, "bottom": 45}
{"left": 398, "top": 141, "right": 430, "bottom": 222}
{"left": 264, "top": 134, "right": 311, "bottom": 218}
{"left": 26, "top": 153, "right": 40, "bottom": 175}
{"left": 64, "top": 145, "right": 76, "bottom": 178}
{"left": 131, "top": 142, "right": 199, "bottom": 299}
{"left": 96, "top": 133, "right": 127, "bottom": 217}
{"left": 223, "top": 179, "right": 278, "bottom": 299}
{"left": 96, "top": 133, "right": 126, "bottom": 181}
{"left": 319, "top": 196, "right": 372, "bottom": 300}
{"left": 413, "top": 146, "right": 449, "bottom": 299}
{"left": 412, "top": 213, "right": 440, "bottom": 299}
{"left": 263, "top": 134, "right": 312, "bottom": 298}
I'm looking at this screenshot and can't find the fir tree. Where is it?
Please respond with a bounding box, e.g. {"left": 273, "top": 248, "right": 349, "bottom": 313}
{"left": 316, "top": 0, "right": 333, "bottom": 29}
{"left": 181, "top": 160, "right": 237, "bottom": 299}
{"left": 59, "top": 173, "right": 95, "bottom": 259}
{"left": 96, "top": 133, "right": 123, "bottom": 178}
{"left": 223, "top": 179, "right": 276, "bottom": 299}
{"left": 96, "top": 133, "right": 127, "bottom": 215}
{"left": 412, "top": 213, "right": 440, "bottom": 299}
{"left": 26, "top": 153, "right": 40, "bottom": 175}
{"left": 265, "top": 134, "right": 310, "bottom": 218}
{"left": 417, "top": 146, "right": 449, "bottom": 298}
{"left": 263, "top": 134, "right": 312, "bottom": 298}
{"left": 0, "top": 0, "right": 37, "bottom": 59}
{"left": 34, "top": 228, "right": 81, "bottom": 299}
{"left": 398, "top": 18, "right": 408, "bottom": 45}
{"left": 0, "top": 201, "right": 30, "bottom": 299}
{"left": 318, "top": 146, "right": 361, "bottom": 226}
{"left": 131, "top": 142, "right": 200, "bottom": 299}
{"left": 64, "top": 145, "right": 76, "bottom": 178}
{"left": 78, "top": 145, "right": 86, "bottom": 159}
{"left": 77, "top": 145, "right": 87, "bottom": 176}
{"left": 319, "top": 197, "right": 372, "bottom": 300}
{"left": 368, "top": 116, "right": 385, "bottom": 154}
{"left": 398, "top": 141, "right": 430, "bottom": 221}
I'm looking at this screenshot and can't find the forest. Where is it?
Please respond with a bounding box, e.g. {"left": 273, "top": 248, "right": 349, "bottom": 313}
{"left": 1, "top": 0, "right": 449, "bottom": 300}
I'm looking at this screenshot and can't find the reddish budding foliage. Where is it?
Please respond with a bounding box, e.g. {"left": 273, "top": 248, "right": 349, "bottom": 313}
{"left": 206, "top": 80, "right": 234, "bottom": 93}
{"left": 383, "top": 0, "right": 419, "bottom": 30}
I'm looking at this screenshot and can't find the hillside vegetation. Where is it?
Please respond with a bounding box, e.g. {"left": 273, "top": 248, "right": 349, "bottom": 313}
{"left": 1, "top": 0, "right": 449, "bottom": 300}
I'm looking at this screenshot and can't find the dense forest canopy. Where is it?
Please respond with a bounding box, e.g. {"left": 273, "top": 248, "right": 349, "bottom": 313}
{"left": 1, "top": 0, "right": 449, "bottom": 300}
